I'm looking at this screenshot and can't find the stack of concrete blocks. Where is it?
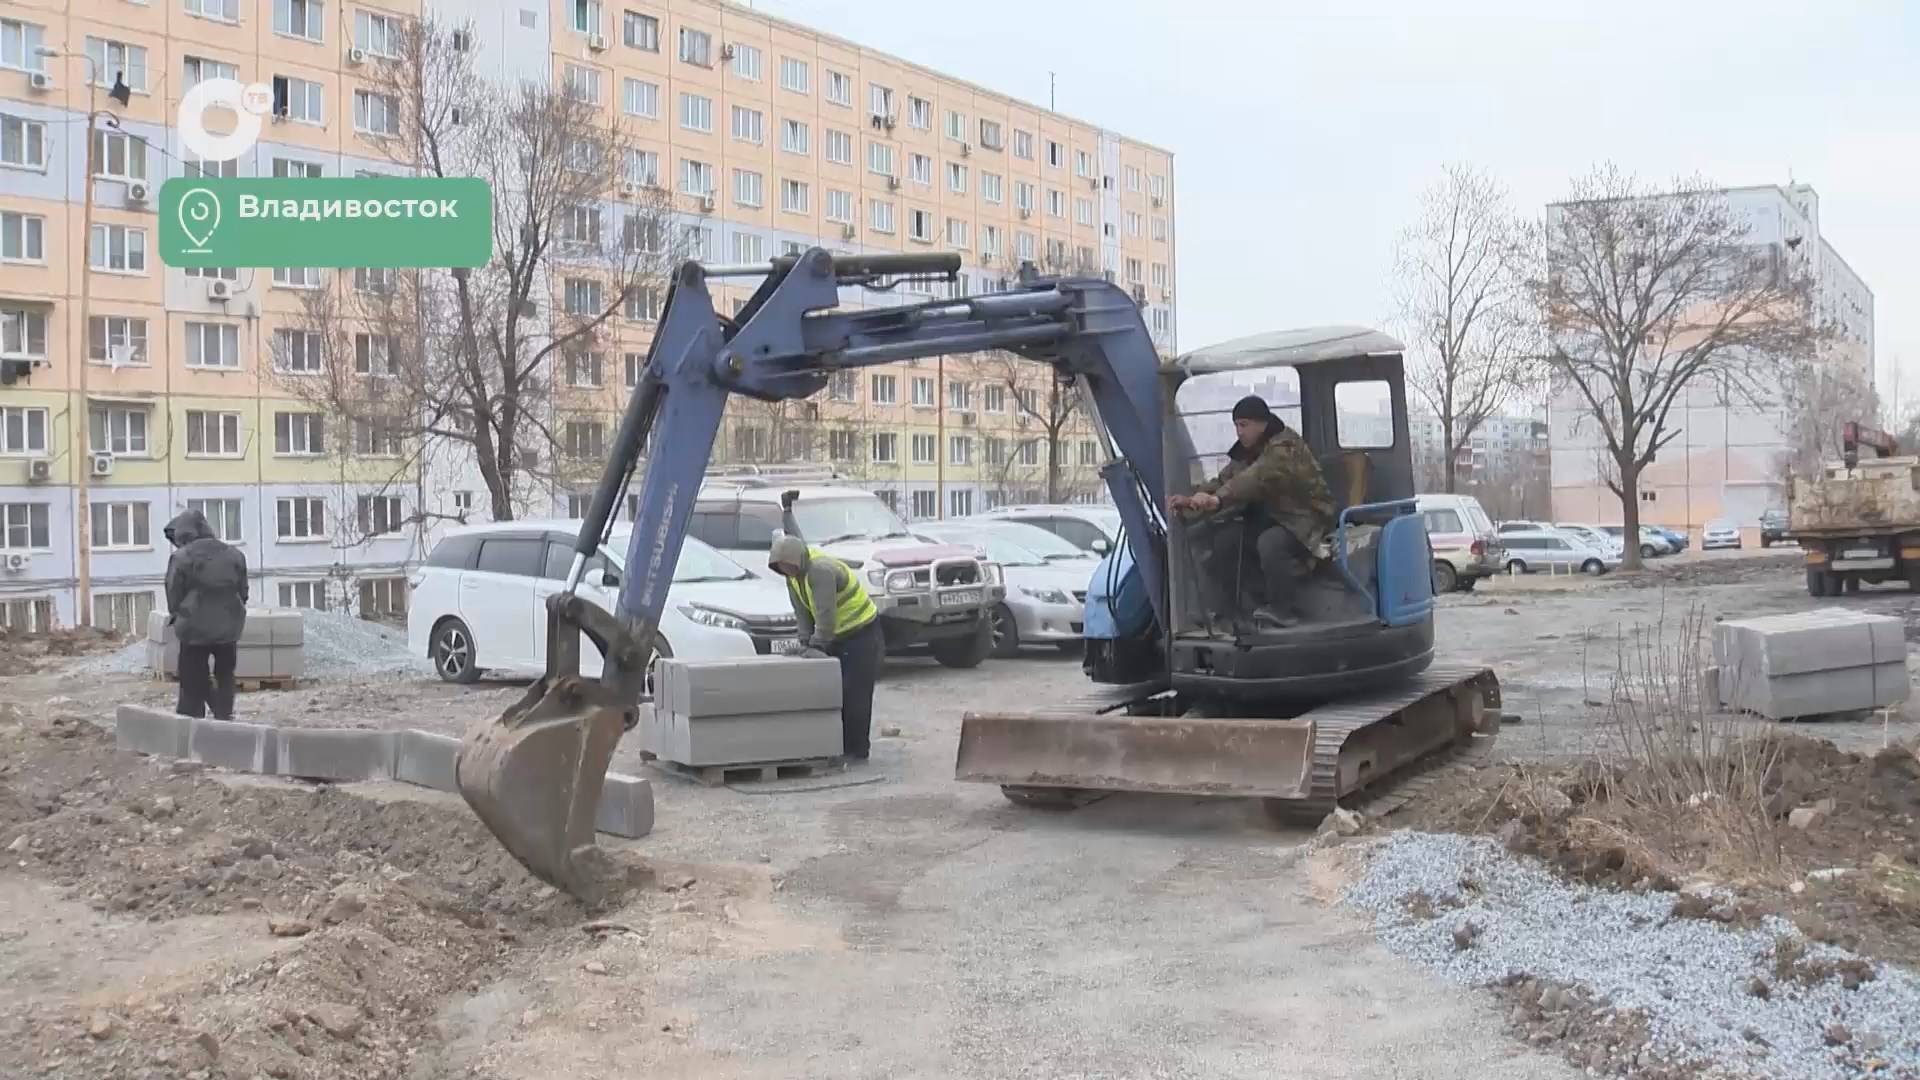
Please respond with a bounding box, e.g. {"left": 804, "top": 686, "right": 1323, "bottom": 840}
{"left": 642, "top": 656, "right": 844, "bottom": 766}
{"left": 1709, "top": 609, "right": 1909, "bottom": 720}
{"left": 113, "top": 704, "right": 654, "bottom": 838}
{"left": 146, "top": 608, "right": 306, "bottom": 681}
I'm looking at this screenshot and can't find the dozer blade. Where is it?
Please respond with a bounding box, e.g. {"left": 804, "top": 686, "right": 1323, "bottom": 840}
{"left": 956, "top": 711, "right": 1315, "bottom": 798}
{"left": 456, "top": 679, "right": 631, "bottom": 901}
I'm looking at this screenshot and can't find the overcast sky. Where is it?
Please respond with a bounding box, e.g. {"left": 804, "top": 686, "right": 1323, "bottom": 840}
{"left": 757, "top": 0, "right": 1918, "bottom": 414}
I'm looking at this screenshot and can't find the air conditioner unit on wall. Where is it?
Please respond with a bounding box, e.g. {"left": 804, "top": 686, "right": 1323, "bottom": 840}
{"left": 26, "top": 459, "right": 50, "bottom": 483}
{"left": 207, "top": 279, "right": 233, "bottom": 301}
{"left": 126, "top": 180, "right": 150, "bottom": 203}
{"left": 28, "top": 72, "right": 52, "bottom": 92}
{"left": 587, "top": 33, "right": 608, "bottom": 51}
{"left": 3, "top": 552, "right": 29, "bottom": 573}
{"left": 90, "top": 452, "right": 114, "bottom": 477}
{"left": 346, "top": 46, "right": 367, "bottom": 65}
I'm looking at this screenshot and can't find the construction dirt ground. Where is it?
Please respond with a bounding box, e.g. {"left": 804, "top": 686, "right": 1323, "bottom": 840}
{"left": 4, "top": 547, "right": 1918, "bottom": 1079}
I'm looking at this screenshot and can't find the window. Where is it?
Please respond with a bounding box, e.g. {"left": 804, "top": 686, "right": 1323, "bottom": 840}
{"left": 87, "top": 37, "right": 148, "bottom": 92}
{"left": 911, "top": 433, "right": 936, "bottom": 464}
{"left": 354, "top": 90, "right": 399, "bottom": 136}
{"left": 980, "top": 225, "right": 1001, "bottom": 260}
{"left": 184, "top": 322, "right": 239, "bottom": 369}
{"left": 564, "top": 278, "right": 603, "bottom": 315}
{"left": 684, "top": 224, "right": 711, "bottom": 259}
{"left": 730, "top": 42, "right": 760, "bottom": 80}
{"left": 181, "top": 498, "right": 242, "bottom": 543}
{"left": 562, "top": 64, "right": 600, "bottom": 104}
{"left": 679, "top": 92, "right": 712, "bottom": 132}
{"left": 1078, "top": 440, "right": 1099, "bottom": 466}
{"left": 89, "top": 224, "right": 147, "bottom": 273}
{"left": 1152, "top": 216, "right": 1168, "bottom": 242}
{"left": 1013, "top": 182, "right": 1034, "bottom": 212}
{"left": 982, "top": 436, "right": 1006, "bottom": 466}
{"left": 352, "top": 493, "right": 402, "bottom": 536}
{"left": 358, "top": 576, "right": 407, "bottom": 620}
{"left": 1074, "top": 197, "right": 1092, "bottom": 226}
{"left": 1126, "top": 211, "right": 1141, "bottom": 238}
{"left": 780, "top": 119, "right": 809, "bottom": 155}
{"left": 1012, "top": 129, "right": 1033, "bottom": 159}
{"left": 279, "top": 580, "right": 329, "bottom": 609}
{"left": 94, "top": 592, "right": 155, "bottom": 635}
{"left": 2, "top": 211, "right": 45, "bottom": 262}
{"left": 184, "top": 151, "right": 237, "bottom": 181}
{"left": 982, "top": 384, "right": 1006, "bottom": 414}
{"left": 1074, "top": 149, "right": 1091, "bottom": 177}
{"left": 980, "top": 172, "right": 1002, "bottom": 205}
{"left": 899, "top": 96, "right": 929, "bottom": 130}
{"left": 1124, "top": 166, "right": 1140, "bottom": 192}
{"left": 618, "top": 150, "right": 659, "bottom": 190}
{"left": 1125, "top": 257, "right": 1143, "bottom": 283}
{"left": 271, "top": 75, "right": 324, "bottom": 122}
{"left": 274, "top": 412, "right": 325, "bottom": 455}
{"left": 0, "top": 407, "right": 48, "bottom": 455}
{"left": 272, "top": 157, "right": 323, "bottom": 179}
{"left": 354, "top": 333, "right": 399, "bottom": 376}
{"left": 560, "top": 203, "right": 601, "bottom": 246}
{"left": 354, "top": 265, "right": 395, "bottom": 293}
{"left": 274, "top": 0, "right": 324, "bottom": 40}
{"left": 869, "top": 199, "right": 894, "bottom": 233}
{"left": 354, "top": 10, "right": 401, "bottom": 56}
{"left": 677, "top": 26, "right": 710, "bottom": 66}
{"left": 277, "top": 498, "right": 326, "bottom": 541}
{"left": 186, "top": 0, "right": 241, "bottom": 20}
{"left": 824, "top": 371, "right": 858, "bottom": 403}
{"left": 946, "top": 217, "right": 968, "bottom": 247}
{"left": 452, "top": 491, "right": 474, "bottom": 515}
{"left": 1015, "top": 231, "right": 1035, "bottom": 261}
{"left": 825, "top": 189, "right": 853, "bottom": 223}
{"left": 911, "top": 490, "right": 936, "bottom": 519}
{"left": 0, "top": 596, "right": 51, "bottom": 633}
{"left": 949, "top": 489, "right": 973, "bottom": 517}
{"left": 733, "top": 168, "right": 762, "bottom": 208}
{"left": 730, "top": 231, "right": 762, "bottom": 262}
{"left": 947, "top": 381, "right": 973, "bottom": 411}
{"left": 948, "top": 435, "right": 972, "bottom": 466}
{"left": 824, "top": 129, "right": 853, "bottom": 165}
{"left": 273, "top": 265, "right": 321, "bottom": 289}
{"left": 868, "top": 433, "right": 897, "bottom": 463}
{"left": 1046, "top": 190, "right": 1065, "bottom": 219}
{"left": 0, "top": 503, "right": 49, "bottom": 549}
{"left": 90, "top": 405, "right": 149, "bottom": 456}
{"left": 732, "top": 425, "right": 768, "bottom": 461}
{"left": 868, "top": 83, "right": 893, "bottom": 120}
{"left": 730, "top": 105, "right": 763, "bottom": 144}
{"left": 1, "top": 19, "right": 46, "bottom": 73}
{"left": 868, "top": 141, "right": 895, "bottom": 177}
{"left": 1151, "top": 263, "right": 1168, "bottom": 288}
{"left": 621, "top": 77, "right": 658, "bottom": 119}
{"left": 827, "top": 429, "right": 859, "bottom": 461}
{"left": 947, "top": 162, "right": 967, "bottom": 194}
{"left": 622, "top": 10, "right": 658, "bottom": 50}
{"left": 185, "top": 411, "right": 241, "bottom": 457}
{"left": 779, "top": 56, "right": 809, "bottom": 93}
{"left": 623, "top": 351, "right": 646, "bottom": 386}
{"left": 622, "top": 279, "right": 660, "bottom": 320}
{"left": 1045, "top": 141, "right": 1065, "bottom": 168}
{"left": 910, "top": 376, "right": 935, "bottom": 407}
{"left": 906, "top": 153, "right": 931, "bottom": 185}
{"left": 1, "top": 308, "right": 47, "bottom": 360}
{"left": 1, "top": 115, "right": 46, "bottom": 169}
{"left": 1016, "top": 440, "right": 1039, "bottom": 466}
{"left": 1151, "top": 308, "right": 1171, "bottom": 337}
{"left": 564, "top": 418, "right": 605, "bottom": 459}
{"left": 870, "top": 373, "right": 897, "bottom": 404}
{"left": 91, "top": 501, "right": 150, "bottom": 550}
{"left": 780, "top": 178, "right": 809, "bottom": 214}
{"left": 88, "top": 315, "right": 147, "bottom": 366}
{"left": 978, "top": 119, "right": 1003, "bottom": 150}
{"left": 944, "top": 110, "right": 966, "bottom": 141}
{"left": 826, "top": 70, "right": 851, "bottom": 106}
{"left": 1150, "top": 174, "right": 1166, "bottom": 200}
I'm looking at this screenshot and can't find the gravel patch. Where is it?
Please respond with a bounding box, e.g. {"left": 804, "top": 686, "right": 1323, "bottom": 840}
{"left": 1343, "top": 831, "right": 1920, "bottom": 1079}
{"left": 70, "top": 611, "right": 430, "bottom": 678}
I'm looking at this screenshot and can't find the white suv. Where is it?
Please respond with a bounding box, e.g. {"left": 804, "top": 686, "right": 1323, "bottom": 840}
{"left": 408, "top": 520, "right": 800, "bottom": 684}
{"left": 971, "top": 504, "right": 1123, "bottom": 555}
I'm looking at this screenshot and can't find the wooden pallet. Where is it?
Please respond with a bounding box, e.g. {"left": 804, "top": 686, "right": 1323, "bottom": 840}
{"left": 643, "top": 753, "right": 843, "bottom": 787}
{"left": 151, "top": 672, "right": 306, "bottom": 692}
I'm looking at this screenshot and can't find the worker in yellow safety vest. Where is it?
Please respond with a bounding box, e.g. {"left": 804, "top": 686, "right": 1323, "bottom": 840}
{"left": 767, "top": 526, "right": 883, "bottom": 761}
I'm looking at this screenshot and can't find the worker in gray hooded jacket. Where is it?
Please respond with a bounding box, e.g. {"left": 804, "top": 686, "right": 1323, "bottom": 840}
{"left": 769, "top": 491, "right": 883, "bottom": 760}
{"left": 163, "top": 508, "right": 249, "bottom": 721}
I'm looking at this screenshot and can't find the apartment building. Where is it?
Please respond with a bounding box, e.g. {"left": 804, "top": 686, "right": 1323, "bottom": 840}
{"left": 0, "top": 0, "right": 1177, "bottom": 630}
{"left": 1547, "top": 183, "right": 1872, "bottom": 538}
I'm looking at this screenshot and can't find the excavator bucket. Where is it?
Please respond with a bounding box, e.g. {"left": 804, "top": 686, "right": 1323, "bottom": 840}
{"left": 955, "top": 711, "right": 1316, "bottom": 798}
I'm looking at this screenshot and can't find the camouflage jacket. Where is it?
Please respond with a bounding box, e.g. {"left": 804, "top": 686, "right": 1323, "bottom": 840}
{"left": 1197, "top": 426, "right": 1336, "bottom": 548}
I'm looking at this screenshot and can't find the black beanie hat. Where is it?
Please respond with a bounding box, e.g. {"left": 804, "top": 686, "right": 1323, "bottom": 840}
{"left": 1231, "top": 395, "right": 1275, "bottom": 424}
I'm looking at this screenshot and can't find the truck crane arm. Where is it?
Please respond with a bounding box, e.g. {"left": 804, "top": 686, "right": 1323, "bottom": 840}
{"left": 455, "top": 248, "right": 1171, "bottom": 898}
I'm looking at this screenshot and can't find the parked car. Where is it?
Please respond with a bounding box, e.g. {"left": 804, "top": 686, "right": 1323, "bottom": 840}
{"left": 915, "top": 522, "right": 1095, "bottom": 657}
{"left": 973, "top": 504, "right": 1124, "bottom": 555}
{"left": 1498, "top": 529, "right": 1620, "bottom": 576}
{"left": 691, "top": 480, "right": 1002, "bottom": 668}
{"left": 1553, "top": 523, "right": 1624, "bottom": 556}
{"left": 1759, "top": 508, "right": 1789, "bottom": 548}
{"left": 1701, "top": 519, "right": 1742, "bottom": 550}
{"left": 1417, "top": 494, "right": 1503, "bottom": 593}
{"left": 1496, "top": 520, "right": 1550, "bottom": 535}
{"left": 1598, "top": 525, "right": 1676, "bottom": 559}
{"left": 408, "top": 522, "right": 800, "bottom": 686}
{"left": 1648, "top": 525, "right": 1691, "bottom": 553}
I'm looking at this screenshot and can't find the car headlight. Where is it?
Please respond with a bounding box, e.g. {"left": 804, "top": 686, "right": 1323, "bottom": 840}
{"left": 1019, "top": 585, "right": 1072, "bottom": 605}
{"left": 981, "top": 561, "right": 1002, "bottom": 585}
{"left": 677, "top": 603, "right": 748, "bottom": 631}
{"left": 884, "top": 570, "right": 915, "bottom": 592}
{"left": 867, "top": 568, "right": 888, "bottom": 588}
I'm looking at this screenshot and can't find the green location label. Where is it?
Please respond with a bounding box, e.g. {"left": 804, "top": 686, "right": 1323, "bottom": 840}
{"left": 159, "top": 177, "right": 493, "bottom": 269}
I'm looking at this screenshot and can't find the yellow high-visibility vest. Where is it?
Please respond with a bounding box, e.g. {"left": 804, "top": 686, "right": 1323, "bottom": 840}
{"left": 787, "top": 546, "right": 878, "bottom": 637}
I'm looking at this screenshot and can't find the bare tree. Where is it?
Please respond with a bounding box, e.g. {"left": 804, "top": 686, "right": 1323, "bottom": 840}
{"left": 1467, "top": 443, "right": 1551, "bottom": 523}
{"left": 1778, "top": 356, "right": 1879, "bottom": 483}
{"left": 990, "top": 352, "right": 1094, "bottom": 503}
{"left": 1534, "top": 165, "right": 1829, "bottom": 568}
{"left": 1394, "top": 164, "right": 1536, "bottom": 493}
{"left": 275, "top": 14, "right": 686, "bottom": 522}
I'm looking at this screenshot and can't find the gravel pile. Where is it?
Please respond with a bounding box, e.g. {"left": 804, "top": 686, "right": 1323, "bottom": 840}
{"left": 70, "top": 610, "right": 431, "bottom": 678}
{"left": 1343, "top": 832, "right": 1920, "bottom": 1079}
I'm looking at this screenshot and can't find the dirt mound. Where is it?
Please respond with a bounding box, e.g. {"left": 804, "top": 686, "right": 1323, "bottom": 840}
{"left": 0, "top": 624, "right": 125, "bottom": 676}
{"left": 1404, "top": 736, "right": 1920, "bottom": 967}
{"left": 1619, "top": 552, "right": 1801, "bottom": 589}
{"left": 0, "top": 711, "right": 654, "bottom": 1079}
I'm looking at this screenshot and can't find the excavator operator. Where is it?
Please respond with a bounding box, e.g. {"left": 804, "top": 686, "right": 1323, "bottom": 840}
{"left": 1169, "top": 394, "right": 1334, "bottom": 629}
{"left": 768, "top": 491, "right": 883, "bottom": 761}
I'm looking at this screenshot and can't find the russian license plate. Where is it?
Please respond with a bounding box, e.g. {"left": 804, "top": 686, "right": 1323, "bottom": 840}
{"left": 939, "top": 589, "right": 982, "bottom": 608}
{"left": 1846, "top": 548, "right": 1878, "bottom": 559}
{"left": 772, "top": 637, "right": 805, "bottom": 655}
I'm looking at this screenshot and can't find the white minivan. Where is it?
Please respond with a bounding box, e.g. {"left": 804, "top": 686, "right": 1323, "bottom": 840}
{"left": 408, "top": 520, "right": 800, "bottom": 684}
{"left": 1415, "top": 493, "right": 1503, "bottom": 593}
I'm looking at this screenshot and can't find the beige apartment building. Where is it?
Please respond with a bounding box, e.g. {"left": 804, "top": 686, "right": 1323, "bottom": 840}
{"left": 0, "top": 0, "right": 1177, "bottom": 629}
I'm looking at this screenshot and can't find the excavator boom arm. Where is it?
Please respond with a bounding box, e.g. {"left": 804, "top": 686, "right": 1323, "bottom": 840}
{"left": 457, "top": 248, "right": 1171, "bottom": 896}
